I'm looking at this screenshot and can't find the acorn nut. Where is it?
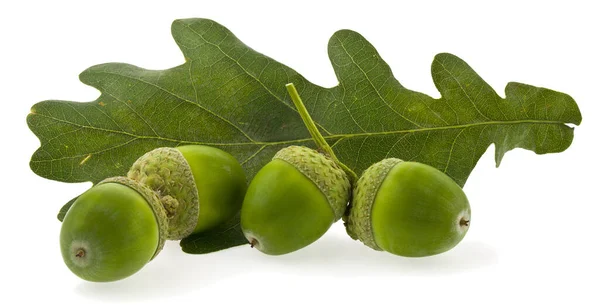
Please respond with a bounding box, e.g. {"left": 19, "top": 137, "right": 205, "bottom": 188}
{"left": 345, "top": 159, "right": 471, "bottom": 257}
{"left": 128, "top": 145, "right": 247, "bottom": 239}
{"left": 60, "top": 177, "right": 168, "bottom": 282}
{"left": 241, "top": 146, "right": 351, "bottom": 255}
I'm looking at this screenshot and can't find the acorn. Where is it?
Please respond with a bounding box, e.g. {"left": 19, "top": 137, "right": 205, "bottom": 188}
{"left": 128, "top": 145, "right": 247, "bottom": 239}
{"left": 60, "top": 145, "right": 247, "bottom": 282}
{"left": 60, "top": 177, "right": 168, "bottom": 282}
{"left": 345, "top": 159, "right": 471, "bottom": 257}
{"left": 241, "top": 146, "right": 351, "bottom": 255}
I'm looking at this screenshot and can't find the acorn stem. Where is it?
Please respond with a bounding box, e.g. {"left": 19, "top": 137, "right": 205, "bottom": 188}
{"left": 460, "top": 218, "right": 470, "bottom": 227}
{"left": 285, "top": 83, "right": 358, "bottom": 183}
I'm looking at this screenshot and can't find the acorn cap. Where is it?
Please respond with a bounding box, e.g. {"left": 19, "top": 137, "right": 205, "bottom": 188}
{"left": 97, "top": 176, "right": 168, "bottom": 259}
{"left": 273, "top": 146, "right": 351, "bottom": 221}
{"left": 127, "top": 147, "right": 200, "bottom": 240}
{"left": 345, "top": 158, "right": 403, "bottom": 250}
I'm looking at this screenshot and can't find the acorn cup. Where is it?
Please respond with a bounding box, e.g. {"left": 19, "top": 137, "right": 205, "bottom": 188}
{"left": 60, "top": 145, "right": 247, "bottom": 282}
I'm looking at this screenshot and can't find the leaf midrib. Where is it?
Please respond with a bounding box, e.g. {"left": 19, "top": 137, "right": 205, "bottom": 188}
{"left": 30, "top": 111, "right": 569, "bottom": 160}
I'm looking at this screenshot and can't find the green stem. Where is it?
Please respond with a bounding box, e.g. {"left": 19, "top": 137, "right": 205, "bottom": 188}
{"left": 285, "top": 83, "right": 358, "bottom": 183}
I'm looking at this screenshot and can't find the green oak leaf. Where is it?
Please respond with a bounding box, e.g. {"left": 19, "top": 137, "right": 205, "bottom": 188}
{"left": 57, "top": 196, "right": 77, "bottom": 221}
{"left": 180, "top": 212, "right": 247, "bottom": 254}
{"left": 28, "top": 18, "right": 581, "bottom": 254}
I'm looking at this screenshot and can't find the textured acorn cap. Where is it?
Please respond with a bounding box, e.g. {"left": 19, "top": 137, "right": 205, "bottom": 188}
{"left": 127, "top": 147, "right": 199, "bottom": 240}
{"left": 345, "top": 158, "right": 403, "bottom": 250}
{"left": 273, "top": 146, "right": 351, "bottom": 221}
{"left": 97, "top": 176, "right": 168, "bottom": 259}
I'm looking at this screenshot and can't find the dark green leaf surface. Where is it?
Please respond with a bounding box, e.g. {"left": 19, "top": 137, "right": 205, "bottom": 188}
{"left": 29, "top": 19, "right": 581, "bottom": 253}
{"left": 57, "top": 196, "right": 78, "bottom": 221}
{"left": 180, "top": 213, "right": 247, "bottom": 254}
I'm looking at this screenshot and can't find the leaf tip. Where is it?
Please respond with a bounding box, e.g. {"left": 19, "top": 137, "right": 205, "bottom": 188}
{"left": 329, "top": 29, "right": 363, "bottom": 46}
{"left": 494, "top": 143, "right": 507, "bottom": 168}
{"left": 26, "top": 107, "right": 37, "bottom": 131}
{"left": 171, "top": 18, "right": 216, "bottom": 36}
{"left": 26, "top": 102, "right": 43, "bottom": 140}
{"left": 433, "top": 52, "right": 459, "bottom": 63}
{"left": 505, "top": 82, "right": 583, "bottom": 126}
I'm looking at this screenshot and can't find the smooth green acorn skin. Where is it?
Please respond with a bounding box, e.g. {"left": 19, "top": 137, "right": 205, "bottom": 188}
{"left": 371, "top": 162, "right": 471, "bottom": 257}
{"left": 240, "top": 159, "right": 335, "bottom": 255}
{"left": 60, "top": 183, "right": 159, "bottom": 282}
{"left": 176, "top": 145, "right": 247, "bottom": 234}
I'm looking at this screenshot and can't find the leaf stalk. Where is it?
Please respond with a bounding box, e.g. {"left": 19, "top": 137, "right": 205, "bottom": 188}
{"left": 285, "top": 83, "right": 358, "bottom": 183}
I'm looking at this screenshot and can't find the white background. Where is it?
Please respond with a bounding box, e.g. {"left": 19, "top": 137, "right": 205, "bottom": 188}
{"left": 1, "top": 0, "right": 598, "bottom": 304}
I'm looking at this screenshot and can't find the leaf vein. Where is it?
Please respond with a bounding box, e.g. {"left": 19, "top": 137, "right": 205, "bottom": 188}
{"left": 95, "top": 70, "right": 255, "bottom": 142}
{"left": 178, "top": 21, "right": 333, "bottom": 136}
{"left": 336, "top": 36, "right": 424, "bottom": 129}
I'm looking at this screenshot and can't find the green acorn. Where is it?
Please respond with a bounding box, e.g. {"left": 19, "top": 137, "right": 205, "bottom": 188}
{"left": 241, "top": 146, "right": 351, "bottom": 255}
{"left": 128, "top": 145, "right": 247, "bottom": 239}
{"left": 60, "top": 177, "right": 168, "bottom": 282}
{"left": 345, "top": 159, "right": 471, "bottom": 257}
